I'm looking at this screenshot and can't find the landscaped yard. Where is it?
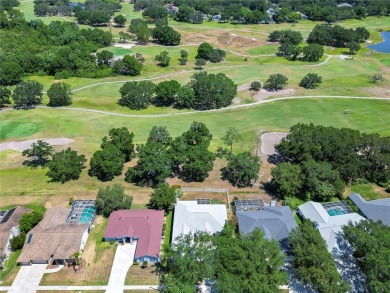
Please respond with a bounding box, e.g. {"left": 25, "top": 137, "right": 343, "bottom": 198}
{"left": 125, "top": 264, "right": 159, "bottom": 285}
{"left": 344, "top": 183, "right": 390, "bottom": 200}
{"left": 163, "top": 212, "right": 173, "bottom": 247}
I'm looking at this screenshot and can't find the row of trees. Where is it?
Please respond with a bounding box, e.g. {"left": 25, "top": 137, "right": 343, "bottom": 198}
{"left": 161, "top": 223, "right": 287, "bottom": 292}
{"left": 0, "top": 81, "right": 72, "bottom": 109}
{"left": 268, "top": 30, "right": 324, "bottom": 62}
{"left": 271, "top": 123, "right": 390, "bottom": 201}
{"left": 118, "top": 71, "right": 237, "bottom": 110}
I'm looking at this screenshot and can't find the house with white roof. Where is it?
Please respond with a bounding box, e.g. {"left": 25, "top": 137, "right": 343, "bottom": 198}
{"left": 297, "top": 201, "right": 365, "bottom": 256}
{"left": 171, "top": 200, "right": 227, "bottom": 244}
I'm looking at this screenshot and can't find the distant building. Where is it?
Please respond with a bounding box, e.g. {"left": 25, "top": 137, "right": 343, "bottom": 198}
{"left": 297, "top": 201, "right": 364, "bottom": 255}
{"left": 18, "top": 201, "right": 96, "bottom": 265}
{"left": 0, "top": 207, "right": 31, "bottom": 268}
{"left": 103, "top": 209, "right": 164, "bottom": 263}
{"left": 348, "top": 193, "right": 390, "bottom": 226}
{"left": 212, "top": 15, "right": 221, "bottom": 22}
{"left": 236, "top": 206, "right": 297, "bottom": 243}
{"left": 171, "top": 200, "right": 227, "bottom": 244}
{"left": 166, "top": 4, "right": 178, "bottom": 14}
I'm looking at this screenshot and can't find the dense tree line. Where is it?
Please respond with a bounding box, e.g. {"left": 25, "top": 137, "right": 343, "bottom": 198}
{"left": 160, "top": 0, "right": 388, "bottom": 25}
{"left": 308, "top": 25, "right": 370, "bottom": 48}
{"left": 271, "top": 123, "right": 390, "bottom": 200}
{"left": 0, "top": 19, "right": 113, "bottom": 83}
{"left": 343, "top": 220, "right": 390, "bottom": 293}
{"left": 289, "top": 221, "right": 349, "bottom": 293}
{"left": 161, "top": 223, "right": 287, "bottom": 292}
{"left": 118, "top": 71, "right": 237, "bottom": 110}
{"left": 96, "top": 183, "right": 133, "bottom": 217}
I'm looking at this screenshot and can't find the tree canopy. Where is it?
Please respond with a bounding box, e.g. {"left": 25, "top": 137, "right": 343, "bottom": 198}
{"left": 96, "top": 183, "right": 133, "bottom": 217}
{"left": 118, "top": 81, "right": 155, "bottom": 110}
{"left": 19, "top": 211, "right": 43, "bottom": 233}
{"left": 221, "top": 152, "right": 261, "bottom": 188}
{"left": 152, "top": 23, "right": 181, "bottom": 46}
{"left": 264, "top": 74, "right": 288, "bottom": 91}
{"left": 89, "top": 143, "right": 125, "bottom": 181}
{"left": 47, "top": 82, "right": 72, "bottom": 107}
{"left": 148, "top": 183, "right": 176, "bottom": 212}
{"left": 101, "top": 127, "right": 134, "bottom": 162}
{"left": 190, "top": 71, "right": 237, "bottom": 110}
{"left": 289, "top": 221, "right": 349, "bottom": 293}
{"left": 46, "top": 148, "right": 86, "bottom": 183}
{"left": 299, "top": 73, "right": 322, "bottom": 89}
{"left": 22, "top": 140, "right": 53, "bottom": 168}
{"left": 12, "top": 80, "right": 43, "bottom": 109}
{"left": 0, "top": 86, "right": 11, "bottom": 107}
{"left": 343, "top": 220, "right": 390, "bottom": 293}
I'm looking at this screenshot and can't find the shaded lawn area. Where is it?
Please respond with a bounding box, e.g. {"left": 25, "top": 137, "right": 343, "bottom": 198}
{"left": 163, "top": 211, "right": 173, "bottom": 248}
{"left": 125, "top": 264, "right": 159, "bottom": 285}
{"left": 0, "top": 250, "right": 22, "bottom": 285}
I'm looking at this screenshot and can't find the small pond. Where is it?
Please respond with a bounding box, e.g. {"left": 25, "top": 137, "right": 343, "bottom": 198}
{"left": 367, "top": 31, "right": 390, "bottom": 53}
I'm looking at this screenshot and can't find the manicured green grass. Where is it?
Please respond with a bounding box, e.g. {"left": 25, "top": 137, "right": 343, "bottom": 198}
{"left": 294, "top": 214, "right": 302, "bottom": 225}
{"left": 101, "top": 46, "right": 133, "bottom": 56}
{"left": 0, "top": 121, "right": 39, "bottom": 140}
{"left": 0, "top": 250, "right": 22, "bottom": 284}
{"left": 163, "top": 211, "right": 173, "bottom": 247}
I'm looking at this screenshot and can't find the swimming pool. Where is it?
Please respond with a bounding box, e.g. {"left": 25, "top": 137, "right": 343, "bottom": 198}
{"left": 327, "top": 207, "right": 347, "bottom": 216}
{"left": 79, "top": 206, "right": 96, "bottom": 224}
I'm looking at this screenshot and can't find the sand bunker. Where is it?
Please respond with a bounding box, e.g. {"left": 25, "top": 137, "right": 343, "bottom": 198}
{"left": 0, "top": 138, "right": 73, "bottom": 152}
{"left": 113, "top": 43, "right": 136, "bottom": 49}
{"left": 261, "top": 132, "right": 288, "bottom": 155}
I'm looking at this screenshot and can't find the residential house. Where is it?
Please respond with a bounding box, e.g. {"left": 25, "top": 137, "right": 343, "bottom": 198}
{"left": 171, "top": 200, "right": 227, "bottom": 244}
{"left": 236, "top": 206, "right": 297, "bottom": 243}
{"left": 297, "top": 201, "right": 364, "bottom": 256}
{"left": 348, "top": 193, "right": 390, "bottom": 226}
{"left": 103, "top": 209, "right": 164, "bottom": 263}
{"left": 18, "top": 201, "right": 96, "bottom": 265}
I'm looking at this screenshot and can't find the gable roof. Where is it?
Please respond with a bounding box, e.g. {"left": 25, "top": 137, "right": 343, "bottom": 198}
{"left": 18, "top": 206, "right": 89, "bottom": 263}
{"left": 348, "top": 193, "right": 390, "bottom": 226}
{"left": 103, "top": 210, "right": 164, "bottom": 259}
{"left": 236, "top": 206, "right": 297, "bottom": 241}
{"left": 172, "top": 201, "right": 227, "bottom": 243}
{"left": 298, "top": 201, "right": 365, "bottom": 252}
{"left": 0, "top": 206, "right": 32, "bottom": 254}
{"left": 298, "top": 201, "right": 330, "bottom": 224}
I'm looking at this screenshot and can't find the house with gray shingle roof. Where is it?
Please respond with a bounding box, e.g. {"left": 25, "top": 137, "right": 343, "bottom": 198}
{"left": 348, "top": 193, "right": 390, "bottom": 226}
{"left": 236, "top": 206, "right": 297, "bottom": 242}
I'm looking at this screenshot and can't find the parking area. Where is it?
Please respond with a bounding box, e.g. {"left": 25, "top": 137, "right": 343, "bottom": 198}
{"left": 8, "top": 264, "right": 48, "bottom": 293}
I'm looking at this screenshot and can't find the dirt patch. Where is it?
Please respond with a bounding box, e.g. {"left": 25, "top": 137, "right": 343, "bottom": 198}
{"left": 0, "top": 138, "right": 73, "bottom": 152}
{"left": 261, "top": 132, "right": 287, "bottom": 156}
{"left": 178, "top": 29, "right": 264, "bottom": 51}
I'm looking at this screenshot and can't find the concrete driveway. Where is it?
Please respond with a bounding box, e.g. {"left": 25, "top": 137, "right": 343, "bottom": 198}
{"left": 8, "top": 264, "right": 48, "bottom": 293}
{"left": 106, "top": 242, "right": 137, "bottom": 293}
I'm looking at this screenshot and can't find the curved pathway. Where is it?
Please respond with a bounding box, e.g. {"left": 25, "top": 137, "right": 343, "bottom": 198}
{"left": 16, "top": 96, "right": 387, "bottom": 118}
{"left": 69, "top": 54, "right": 335, "bottom": 93}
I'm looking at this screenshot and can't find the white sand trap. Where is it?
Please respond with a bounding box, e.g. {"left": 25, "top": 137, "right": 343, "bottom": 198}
{"left": 113, "top": 43, "right": 136, "bottom": 49}
{"left": 339, "top": 55, "right": 349, "bottom": 60}
{"left": 261, "top": 132, "right": 288, "bottom": 155}
{"left": 251, "top": 38, "right": 256, "bottom": 41}
{"left": 366, "top": 40, "right": 373, "bottom": 43}
{"left": 231, "top": 33, "right": 238, "bottom": 37}
{"left": 0, "top": 138, "right": 73, "bottom": 152}
{"left": 253, "top": 88, "right": 295, "bottom": 101}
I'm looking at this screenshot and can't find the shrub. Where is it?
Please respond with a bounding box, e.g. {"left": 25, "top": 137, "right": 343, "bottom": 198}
{"left": 109, "top": 240, "right": 115, "bottom": 245}
{"left": 10, "top": 233, "right": 26, "bottom": 251}
{"left": 133, "top": 261, "right": 139, "bottom": 265}
{"left": 250, "top": 81, "right": 261, "bottom": 91}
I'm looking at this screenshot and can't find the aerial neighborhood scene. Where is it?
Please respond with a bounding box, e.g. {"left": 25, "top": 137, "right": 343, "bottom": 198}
{"left": 0, "top": 0, "right": 390, "bottom": 292}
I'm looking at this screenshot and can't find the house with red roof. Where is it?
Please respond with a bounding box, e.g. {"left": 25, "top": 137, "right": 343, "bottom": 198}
{"left": 103, "top": 210, "right": 164, "bottom": 263}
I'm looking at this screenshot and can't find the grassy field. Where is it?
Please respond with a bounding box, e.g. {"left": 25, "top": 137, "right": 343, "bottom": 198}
{"left": 163, "top": 212, "right": 173, "bottom": 247}
{"left": 125, "top": 265, "right": 159, "bottom": 285}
